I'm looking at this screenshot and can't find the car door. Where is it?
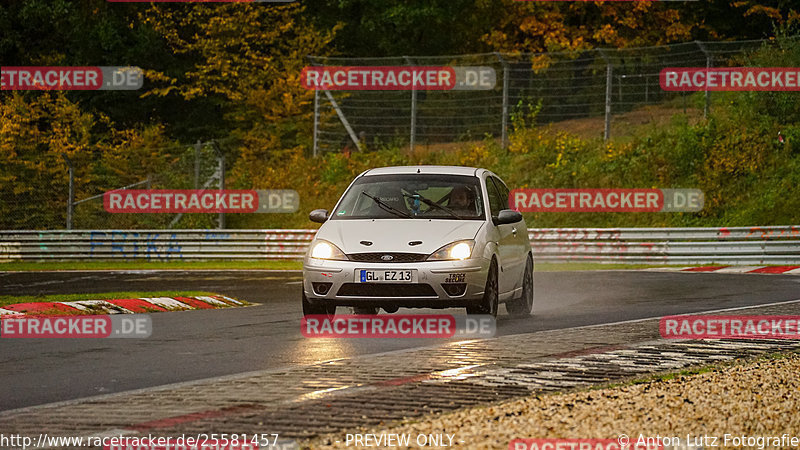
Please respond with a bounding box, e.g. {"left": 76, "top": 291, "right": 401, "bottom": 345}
{"left": 491, "top": 176, "right": 528, "bottom": 289}
{"left": 485, "top": 175, "right": 517, "bottom": 296}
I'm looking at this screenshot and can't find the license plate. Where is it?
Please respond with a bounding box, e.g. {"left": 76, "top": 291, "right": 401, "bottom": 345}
{"left": 357, "top": 269, "right": 417, "bottom": 283}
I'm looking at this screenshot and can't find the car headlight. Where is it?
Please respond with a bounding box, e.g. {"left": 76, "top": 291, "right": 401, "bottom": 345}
{"left": 428, "top": 240, "right": 474, "bottom": 261}
{"left": 310, "top": 240, "right": 348, "bottom": 261}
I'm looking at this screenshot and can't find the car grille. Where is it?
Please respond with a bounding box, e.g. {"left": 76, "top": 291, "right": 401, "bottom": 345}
{"left": 337, "top": 283, "right": 437, "bottom": 297}
{"left": 347, "top": 253, "right": 428, "bottom": 263}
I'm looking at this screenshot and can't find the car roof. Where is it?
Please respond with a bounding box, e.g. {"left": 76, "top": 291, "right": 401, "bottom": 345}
{"left": 362, "top": 165, "right": 483, "bottom": 177}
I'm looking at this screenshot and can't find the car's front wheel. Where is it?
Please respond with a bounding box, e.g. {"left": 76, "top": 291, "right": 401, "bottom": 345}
{"left": 506, "top": 254, "right": 534, "bottom": 317}
{"left": 467, "top": 259, "right": 498, "bottom": 318}
{"left": 302, "top": 290, "right": 335, "bottom": 317}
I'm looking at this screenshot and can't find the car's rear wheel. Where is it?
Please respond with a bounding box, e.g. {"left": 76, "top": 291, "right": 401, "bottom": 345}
{"left": 302, "top": 290, "right": 335, "bottom": 317}
{"left": 467, "top": 259, "right": 498, "bottom": 317}
{"left": 506, "top": 254, "right": 534, "bottom": 317}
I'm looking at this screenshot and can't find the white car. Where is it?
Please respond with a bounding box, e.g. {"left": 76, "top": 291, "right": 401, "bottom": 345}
{"left": 302, "top": 166, "right": 533, "bottom": 317}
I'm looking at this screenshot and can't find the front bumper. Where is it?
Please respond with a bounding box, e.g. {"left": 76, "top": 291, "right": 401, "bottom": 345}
{"left": 303, "top": 256, "right": 490, "bottom": 308}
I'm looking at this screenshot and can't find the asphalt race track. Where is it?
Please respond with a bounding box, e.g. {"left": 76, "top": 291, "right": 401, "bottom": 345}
{"left": 1, "top": 269, "right": 799, "bottom": 411}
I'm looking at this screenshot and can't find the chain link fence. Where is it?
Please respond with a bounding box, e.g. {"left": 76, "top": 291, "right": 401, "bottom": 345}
{"left": 1, "top": 36, "right": 793, "bottom": 231}
{"left": 0, "top": 140, "right": 228, "bottom": 231}
{"left": 309, "top": 37, "right": 780, "bottom": 154}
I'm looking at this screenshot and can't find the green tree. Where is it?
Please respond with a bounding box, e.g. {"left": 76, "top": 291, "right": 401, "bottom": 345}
{"left": 306, "top": 0, "right": 507, "bottom": 56}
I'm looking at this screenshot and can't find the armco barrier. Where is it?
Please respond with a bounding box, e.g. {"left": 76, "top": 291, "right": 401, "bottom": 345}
{"left": 528, "top": 226, "right": 800, "bottom": 264}
{"left": 0, "top": 226, "right": 799, "bottom": 265}
{"left": 0, "top": 230, "right": 315, "bottom": 261}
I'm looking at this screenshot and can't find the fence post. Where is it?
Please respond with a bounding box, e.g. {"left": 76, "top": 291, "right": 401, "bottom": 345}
{"left": 599, "top": 50, "right": 613, "bottom": 142}
{"left": 212, "top": 141, "right": 225, "bottom": 230}
{"left": 495, "top": 52, "right": 510, "bottom": 150}
{"left": 696, "top": 41, "right": 712, "bottom": 119}
{"left": 313, "top": 88, "right": 319, "bottom": 157}
{"left": 62, "top": 154, "right": 74, "bottom": 230}
{"left": 194, "top": 140, "right": 201, "bottom": 189}
{"left": 403, "top": 56, "right": 417, "bottom": 152}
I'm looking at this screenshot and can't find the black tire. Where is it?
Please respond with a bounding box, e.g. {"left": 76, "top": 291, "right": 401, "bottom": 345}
{"left": 467, "top": 259, "right": 498, "bottom": 317}
{"left": 506, "top": 255, "right": 534, "bottom": 317}
{"left": 302, "top": 291, "right": 335, "bottom": 317}
{"left": 352, "top": 306, "right": 379, "bottom": 315}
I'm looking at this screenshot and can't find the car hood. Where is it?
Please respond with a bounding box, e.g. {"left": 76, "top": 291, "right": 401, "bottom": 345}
{"left": 317, "top": 219, "right": 484, "bottom": 255}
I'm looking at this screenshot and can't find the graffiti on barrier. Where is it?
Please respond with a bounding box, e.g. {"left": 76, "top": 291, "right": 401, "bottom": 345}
{"left": 89, "top": 231, "right": 182, "bottom": 260}
{"left": 745, "top": 226, "right": 800, "bottom": 239}
{"left": 529, "top": 229, "right": 622, "bottom": 241}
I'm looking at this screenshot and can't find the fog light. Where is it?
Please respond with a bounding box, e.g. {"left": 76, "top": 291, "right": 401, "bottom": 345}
{"left": 441, "top": 283, "right": 467, "bottom": 297}
{"left": 312, "top": 282, "right": 333, "bottom": 295}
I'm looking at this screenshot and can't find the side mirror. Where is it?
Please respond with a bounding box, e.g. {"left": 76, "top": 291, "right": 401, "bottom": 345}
{"left": 309, "top": 209, "right": 329, "bottom": 224}
{"left": 494, "top": 209, "right": 522, "bottom": 225}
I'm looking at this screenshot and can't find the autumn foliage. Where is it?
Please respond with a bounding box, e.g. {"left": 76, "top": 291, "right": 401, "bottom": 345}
{"left": 1, "top": 0, "right": 800, "bottom": 229}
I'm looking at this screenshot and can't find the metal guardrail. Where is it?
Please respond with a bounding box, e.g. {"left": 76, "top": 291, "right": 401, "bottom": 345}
{"left": 0, "top": 230, "right": 315, "bottom": 261}
{"left": 529, "top": 226, "right": 800, "bottom": 264}
{"left": 1, "top": 226, "right": 799, "bottom": 265}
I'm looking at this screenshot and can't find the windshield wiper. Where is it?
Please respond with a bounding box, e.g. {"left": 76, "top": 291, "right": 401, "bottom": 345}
{"left": 360, "top": 192, "right": 412, "bottom": 219}
{"left": 403, "top": 192, "right": 464, "bottom": 220}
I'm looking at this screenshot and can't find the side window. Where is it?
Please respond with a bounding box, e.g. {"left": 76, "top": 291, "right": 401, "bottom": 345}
{"left": 485, "top": 177, "right": 503, "bottom": 217}
{"left": 490, "top": 177, "right": 510, "bottom": 210}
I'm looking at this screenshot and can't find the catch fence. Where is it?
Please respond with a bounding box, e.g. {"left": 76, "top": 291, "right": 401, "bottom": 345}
{"left": 308, "top": 37, "right": 781, "bottom": 154}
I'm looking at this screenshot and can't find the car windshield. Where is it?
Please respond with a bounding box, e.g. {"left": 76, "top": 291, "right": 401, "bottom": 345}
{"left": 331, "top": 174, "right": 485, "bottom": 220}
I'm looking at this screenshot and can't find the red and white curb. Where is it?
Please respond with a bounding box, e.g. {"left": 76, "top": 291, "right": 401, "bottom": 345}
{"left": 0, "top": 295, "right": 244, "bottom": 317}
{"left": 644, "top": 265, "right": 800, "bottom": 275}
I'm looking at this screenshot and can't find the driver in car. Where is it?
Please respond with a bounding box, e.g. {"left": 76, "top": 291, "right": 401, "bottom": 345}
{"left": 449, "top": 185, "right": 475, "bottom": 215}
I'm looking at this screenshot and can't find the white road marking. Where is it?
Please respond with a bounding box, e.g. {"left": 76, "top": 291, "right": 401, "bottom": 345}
{"left": 62, "top": 300, "right": 133, "bottom": 314}
{"left": 713, "top": 266, "right": 764, "bottom": 273}
{"left": 216, "top": 295, "right": 243, "bottom": 305}
{"left": 139, "top": 297, "right": 191, "bottom": 310}
{"left": 195, "top": 296, "right": 229, "bottom": 306}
